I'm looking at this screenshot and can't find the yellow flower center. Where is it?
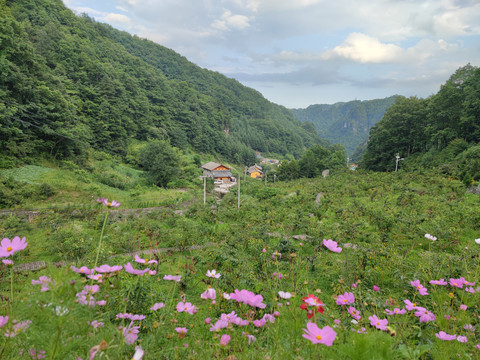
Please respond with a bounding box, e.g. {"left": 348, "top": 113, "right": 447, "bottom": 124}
{"left": 344, "top": 299, "right": 348, "bottom": 303}
{"left": 413, "top": 303, "right": 416, "bottom": 307}
{"left": 417, "top": 286, "right": 421, "bottom": 289}
{"left": 377, "top": 322, "right": 380, "bottom": 325}
{"left": 184, "top": 307, "right": 188, "bottom": 311}
{"left": 316, "top": 335, "right": 322, "bottom": 340}
{"left": 7, "top": 247, "right": 12, "bottom": 252}
{"left": 108, "top": 202, "right": 112, "bottom": 206}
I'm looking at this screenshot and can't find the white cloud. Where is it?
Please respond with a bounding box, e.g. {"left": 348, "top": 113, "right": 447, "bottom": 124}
{"left": 331, "top": 33, "right": 403, "bottom": 63}
{"left": 212, "top": 11, "right": 251, "bottom": 31}
{"left": 103, "top": 13, "right": 131, "bottom": 24}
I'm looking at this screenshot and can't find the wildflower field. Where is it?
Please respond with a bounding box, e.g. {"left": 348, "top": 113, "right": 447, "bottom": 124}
{"left": 1, "top": 169, "right": 480, "bottom": 359}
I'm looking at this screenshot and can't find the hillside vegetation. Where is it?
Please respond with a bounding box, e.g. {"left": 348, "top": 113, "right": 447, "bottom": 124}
{"left": 361, "top": 64, "right": 480, "bottom": 185}
{"left": 0, "top": 0, "right": 323, "bottom": 169}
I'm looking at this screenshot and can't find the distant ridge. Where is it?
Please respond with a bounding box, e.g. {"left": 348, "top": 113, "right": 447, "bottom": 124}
{"left": 290, "top": 96, "right": 398, "bottom": 156}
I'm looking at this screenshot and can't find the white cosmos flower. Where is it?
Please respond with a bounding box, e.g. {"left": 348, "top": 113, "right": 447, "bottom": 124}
{"left": 278, "top": 291, "right": 292, "bottom": 299}
{"left": 475, "top": 239, "right": 480, "bottom": 245}
{"left": 425, "top": 234, "right": 437, "bottom": 241}
{"left": 206, "top": 269, "right": 221, "bottom": 278}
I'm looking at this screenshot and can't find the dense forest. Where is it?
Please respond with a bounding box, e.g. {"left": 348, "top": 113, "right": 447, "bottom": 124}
{"left": 0, "top": 0, "right": 324, "bottom": 169}
{"left": 361, "top": 64, "right": 480, "bottom": 185}
{"left": 290, "top": 96, "right": 397, "bottom": 158}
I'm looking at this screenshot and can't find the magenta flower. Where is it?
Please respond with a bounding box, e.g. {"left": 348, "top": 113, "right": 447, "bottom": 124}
{"left": 373, "top": 285, "right": 380, "bottom": 292}
{"left": 253, "top": 319, "right": 266, "bottom": 327}
{"left": 410, "top": 280, "right": 429, "bottom": 296}
{"left": 435, "top": 331, "right": 456, "bottom": 341}
{"left": 429, "top": 279, "right": 447, "bottom": 285}
{"left": 210, "top": 319, "right": 229, "bottom": 331}
{"left": 206, "top": 269, "right": 221, "bottom": 278}
{"left": 134, "top": 255, "right": 158, "bottom": 265}
{"left": 414, "top": 307, "right": 436, "bottom": 322}
{"left": 0, "top": 316, "right": 8, "bottom": 328}
{"left": 460, "top": 304, "right": 467, "bottom": 311}
{"left": 369, "top": 315, "right": 388, "bottom": 331}
{"left": 385, "top": 308, "right": 406, "bottom": 315}
{"left": 201, "top": 288, "right": 217, "bottom": 300}
{"left": 302, "top": 323, "right": 337, "bottom": 346}
{"left": 176, "top": 301, "right": 196, "bottom": 314}
{"left": 242, "top": 332, "right": 256, "bottom": 345}
{"left": 466, "top": 286, "right": 476, "bottom": 293}
{"left": 150, "top": 303, "right": 165, "bottom": 311}
{"left": 205, "top": 318, "right": 211, "bottom": 325}
{"left": 124, "top": 263, "right": 149, "bottom": 276}
{"left": 220, "top": 311, "right": 237, "bottom": 323}
{"left": 163, "top": 275, "right": 181, "bottom": 282}
{"left": 449, "top": 278, "right": 464, "bottom": 288}
{"left": 336, "top": 292, "right": 355, "bottom": 306}
{"left": 348, "top": 306, "right": 361, "bottom": 320}
{"left": 95, "top": 264, "right": 123, "bottom": 273}
{"left": 2, "top": 259, "right": 13, "bottom": 265}
{"left": 460, "top": 277, "right": 475, "bottom": 286}
{"left": 351, "top": 283, "right": 357, "bottom": 288}
{"left": 0, "top": 236, "right": 27, "bottom": 257}
{"left": 219, "top": 334, "right": 231, "bottom": 346}
{"left": 322, "top": 239, "right": 342, "bottom": 253}
{"left": 230, "top": 289, "right": 266, "bottom": 309}
{"left": 116, "top": 313, "right": 145, "bottom": 321}
{"left": 175, "top": 327, "right": 188, "bottom": 334}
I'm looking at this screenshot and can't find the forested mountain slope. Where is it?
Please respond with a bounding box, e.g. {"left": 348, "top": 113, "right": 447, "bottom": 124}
{"left": 0, "top": 0, "right": 322, "bottom": 168}
{"left": 361, "top": 64, "right": 480, "bottom": 184}
{"left": 291, "top": 96, "right": 397, "bottom": 156}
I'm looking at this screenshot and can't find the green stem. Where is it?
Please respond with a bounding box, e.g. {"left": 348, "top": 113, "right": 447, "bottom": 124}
{"left": 92, "top": 212, "right": 109, "bottom": 274}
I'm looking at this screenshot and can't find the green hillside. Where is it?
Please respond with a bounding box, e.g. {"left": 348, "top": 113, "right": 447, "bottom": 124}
{"left": 0, "top": 0, "right": 322, "bottom": 168}
{"left": 291, "top": 96, "right": 397, "bottom": 157}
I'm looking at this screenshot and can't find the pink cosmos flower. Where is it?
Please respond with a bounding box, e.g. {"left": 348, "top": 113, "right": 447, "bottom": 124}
{"left": 176, "top": 301, "right": 196, "bottom": 314}
{"left": 272, "top": 272, "right": 283, "bottom": 279}
{"left": 123, "top": 322, "right": 140, "bottom": 344}
{"left": 223, "top": 292, "right": 231, "bottom": 300}
{"left": 352, "top": 283, "right": 357, "bottom": 288}
{"left": 163, "top": 275, "right": 181, "bottom": 282}
{"left": 175, "top": 327, "right": 188, "bottom": 335}
{"left": 429, "top": 279, "right": 447, "bottom": 286}
{"left": 435, "top": 331, "right": 456, "bottom": 341}
{"left": 28, "top": 348, "right": 46, "bottom": 359}
{"left": 449, "top": 278, "right": 464, "bottom": 288}
{"left": 460, "top": 277, "right": 475, "bottom": 286}
{"left": 348, "top": 306, "right": 361, "bottom": 320}
{"left": 124, "top": 263, "right": 149, "bottom": 276}
{"left": 205, "top": 318, "right": 211, "bottom": 324}
{"left": 424, "top": 234, "right": 437, "bottom": 241}
{"left": 368, "top": 315, "right": 388, "bottom": 331}
{"left": 414, "top": 307, "right": 436, "bottom": 322}
{"left": 97, "top": 198, "right": 121, "bottom": 207}
{"left": 302, "top": 323, "right": 337, "bottom": 346}
{"left": 336, "top": 292, "right": 355, "bottom": 306}
{"left": 460, "top": 304, "right": 467, "bottom": 311}
{"left": 242, "top": 332, "right": 256, "bottom": 345}
{"left": 219, "top": 334, "right": 231, "bottom": 346}
{"left": 230, "top": 289, "right": 266, "bottom": 309}
{"left": 263, "top": 314, "right": 275, "bottom": 323}
{"left": 404, "top": 299, "right": 418, "bottom": 311}
{"left": 116, "top": 313, "right": 145, "bottom": 321}
{"left": 457, "top": 336, "right": 468, "bottom": 343}
{"left": 220, "top": 311, "right": 238, "bottom": 323}
{"left": 410, "top": 280, "right": 429, "bottom": 296}
{"left": 150, "top": 303, "right": 165, "bottom": 311}
{"left": 0, "top": 316, "right": 8, "bottom": 328}
{"left": 31, "top": 276, "right": 52, "bottom": 292}
{"left": 466, "top": 286, "right": 476, "bottom": 293}
{"left": 83, "top": 285, "right": 99, "bottom": 294}
{"left": 4, "top": 320, "right": 32, "bottom": 337}
{"left": 253, "top": 319, "right": 266, "bottom": 327}
{"left": 476, "top": 343, "right": 480, "bottom": 350}
{"left": 70, "top": 266, "right": 94, "bottom": 275}
{"left": 95, "top": 264, "right": 123, "bottom": 273}
{"left": 206, "top": 269, "right": 221, "bottom": 278}
{"left": 385, "top": 308, "right": 406, "bottom": 315}
{"left": 90, "top": 320, "right": 104, "bottom": 328}
{"left": 96, "top": 300, "right": 106, "bottom": 306}
{"left": 134, "top": 255, "right": 158, "bottom": 265}
{"left": 322, "top": 239, "right": 342, "bottom": 253}
{"left": 2, "top": 259, "right": 13, "bottom": 265}
{"left": 373, "top": 285, "right": 380, "bottom": 292}
{"left": 201, "top": 288, "right": 217, "bottom": 300}
{"left": 87, "top": 274, "right": 103, "bottom": 282}
{"left": 210, "top": 319, "right": 229, "bottom": 331}
{"left": 0, "top": 236, "right": 28, "bottom": 257}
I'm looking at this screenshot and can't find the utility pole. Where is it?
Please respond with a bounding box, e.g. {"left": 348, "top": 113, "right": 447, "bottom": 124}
{"left": 202, "top": 176, "right": 206, "bottom": 205}
{"left": 274, "top": 174, "right": 277, "bottom": 183}
{"left": 244, "top": 166, "right": 247, "bottom": 181}
{"left": 395, "top": 153, "right": 404, "bottom": 172}
{"left": 237, "top": 174, "right": 240, "bottom": 209}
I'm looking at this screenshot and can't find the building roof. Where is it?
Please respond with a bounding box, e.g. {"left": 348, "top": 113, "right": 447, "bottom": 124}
{"left": 212, "top": 170, "right": 232, "bottom": 178}
{"left": 201, "top": 161, "right": 221, "bottom": 171}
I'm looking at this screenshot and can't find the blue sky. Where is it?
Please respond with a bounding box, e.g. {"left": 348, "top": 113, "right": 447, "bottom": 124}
{"left": 63, "top": 0, "right": 480, "bottom": 108}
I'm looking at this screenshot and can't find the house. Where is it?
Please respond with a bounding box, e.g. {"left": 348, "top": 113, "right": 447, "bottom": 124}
{"left": 200, "top": 162, "right": 233, "bottom": 183}
{"left": 248, "top": 164, "right": 263, "bottom": 178}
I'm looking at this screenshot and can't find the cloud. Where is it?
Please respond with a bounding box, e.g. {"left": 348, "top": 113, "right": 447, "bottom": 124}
{"left": 212, "top": 11, "right": 251, "bottom": 31}
{"left": 103, "top": 13, "right": 131, "bottom": 24}
{"left": 330, "top": 33, "right": 403, "bottom": 63}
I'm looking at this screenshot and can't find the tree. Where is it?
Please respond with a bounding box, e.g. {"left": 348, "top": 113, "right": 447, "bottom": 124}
{"left": 139, "top": 140, "right": 179, "bottom": 187}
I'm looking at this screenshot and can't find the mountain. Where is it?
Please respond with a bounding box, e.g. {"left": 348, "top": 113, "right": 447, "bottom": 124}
{"left": 0, "top": 0, "right": 323, "bottom": 168}
{"left": 290, "top": 96, "right": 398, "bottom": 157}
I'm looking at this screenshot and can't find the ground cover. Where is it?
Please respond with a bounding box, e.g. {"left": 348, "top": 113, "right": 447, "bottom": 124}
{"left": 1, "top": 170, "right": 479, "bottom": 359}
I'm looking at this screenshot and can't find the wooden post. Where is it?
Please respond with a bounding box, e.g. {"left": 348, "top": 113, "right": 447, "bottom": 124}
{"left": 203, "top": 176, "right": 206, "bottom": 205}
{"left": 238, "top": 174, "right": 240, "bottom": 209}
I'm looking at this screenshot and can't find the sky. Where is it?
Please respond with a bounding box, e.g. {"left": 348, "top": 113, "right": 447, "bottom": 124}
{"left": 62, "top": 0, "right": 480, "bottom": 108}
